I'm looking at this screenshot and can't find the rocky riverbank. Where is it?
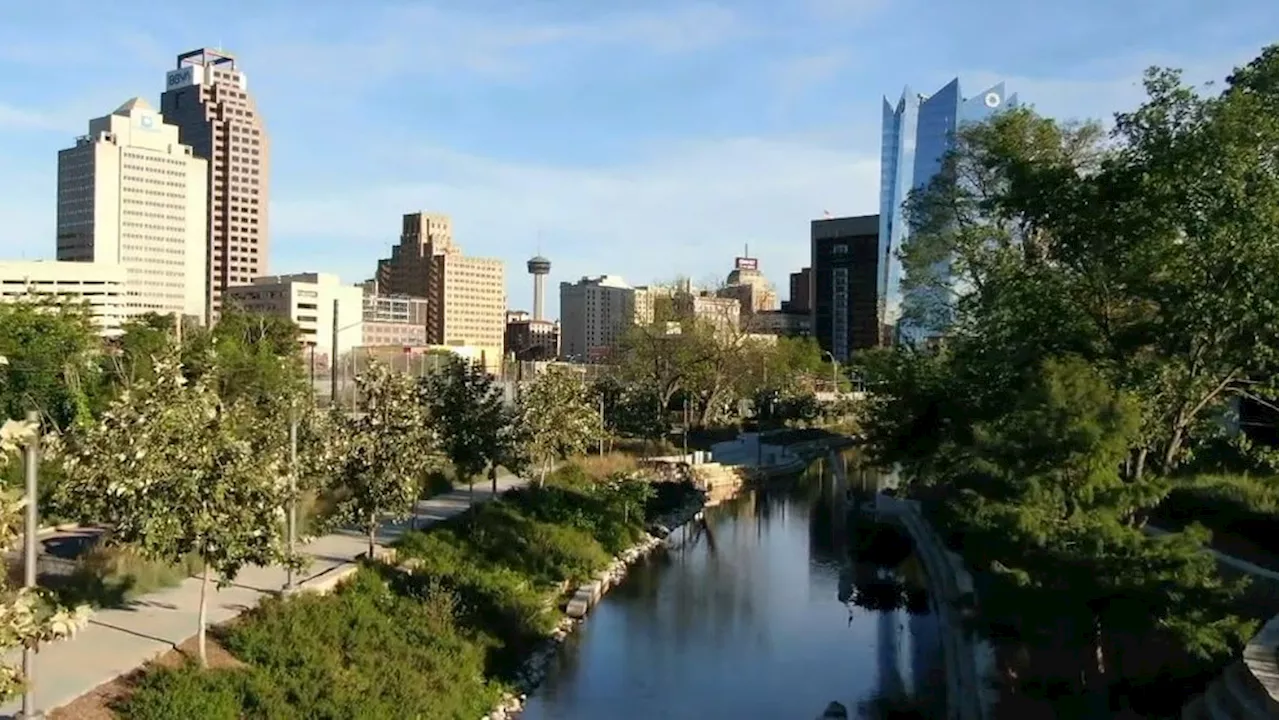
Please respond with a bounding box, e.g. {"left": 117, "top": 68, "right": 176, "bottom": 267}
{"left": 482, "top": 491, "right": 712, "bottom": 720}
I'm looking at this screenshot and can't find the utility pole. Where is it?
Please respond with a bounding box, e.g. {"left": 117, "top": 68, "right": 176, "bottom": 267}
{"left": 286, "top": 408, "right": 298, "bottom": 590}
{"left": 682, "top": 398, "right": 689, "bottom": 458}
{"left": 598, "top": 393, "right": 605, "bottom": 456}
{"left": 21, "top": 410, "right": 39, "bottom": 719}
{"left": 329, "top": 299, "right": 339, "bottom": 405}
{"left": 173, "top": 311, "right": 182, "bottom": 346}
{"left": 349, "top": 353, "right": 357, "bottom": 413}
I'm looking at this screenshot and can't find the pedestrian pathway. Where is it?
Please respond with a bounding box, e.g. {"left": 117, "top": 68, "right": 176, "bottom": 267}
{"left": 0, "top": 474, "right": 529, "bottom": 719}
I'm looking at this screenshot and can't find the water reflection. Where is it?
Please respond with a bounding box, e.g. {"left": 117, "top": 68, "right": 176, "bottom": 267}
{"left": 519, "top": 451, "right": 945, "bottom": 720}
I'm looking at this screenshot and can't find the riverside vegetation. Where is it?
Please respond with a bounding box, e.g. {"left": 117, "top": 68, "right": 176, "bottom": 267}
{"left": 117, "top": 460, "right": 700, "bottom": 720}
{"left": 855, "top": 46, "right": 1278, "bottom": 718}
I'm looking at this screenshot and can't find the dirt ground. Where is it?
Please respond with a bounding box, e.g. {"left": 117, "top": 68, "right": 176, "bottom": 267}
{"left": 48, "top": 632, "right": 244, "bottom": 720}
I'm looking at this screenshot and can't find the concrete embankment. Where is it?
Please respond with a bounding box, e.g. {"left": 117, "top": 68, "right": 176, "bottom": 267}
{"left": 875, "top": 493, "right": 994, "bottom": 720}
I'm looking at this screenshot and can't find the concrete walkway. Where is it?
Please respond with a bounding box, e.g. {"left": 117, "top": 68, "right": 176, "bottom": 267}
{"left": 0, "top": 475, "right": 528, "bottom": 719}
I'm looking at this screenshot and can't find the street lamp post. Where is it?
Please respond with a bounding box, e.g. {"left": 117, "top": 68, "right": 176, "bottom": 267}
{"left": 21, "top": 410, "right": 39, "bottom": 719}
{"left": 822, "top": 350, "right": 840, "bottom": 394}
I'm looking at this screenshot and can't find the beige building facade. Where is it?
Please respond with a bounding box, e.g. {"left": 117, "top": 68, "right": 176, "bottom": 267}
{"left": 160, "top": 48, "right": 269, "bottom": 319}
{"left": 223, "top": 272, "right": 363, "bottom": 357}
{"left": 559, "top": 275, "right": 636, "bottom": 360}
{"left": 718, "top": 256, "right": 778, "bottom": 317}
{"left": 376, "top": 212, "right": 505, "bottom": 371}
{"left": 361, "top": 290, "right": 430, "bottom": 347}
{"left": 56, "top": 98, "right": 208, "bottom": 321}
{"left": 0, "top": 260, "right": 128, "bottom": 335}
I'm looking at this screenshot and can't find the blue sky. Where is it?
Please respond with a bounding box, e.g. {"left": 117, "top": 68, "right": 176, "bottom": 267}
{"left": 0, "top": 0, "right": 1274, "bottom": 319}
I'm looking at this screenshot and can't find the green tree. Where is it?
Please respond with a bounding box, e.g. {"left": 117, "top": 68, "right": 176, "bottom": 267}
{"left": 0, "top": 299, "right": 102, "bottom": 431}
{"left": 422, "top": 356, "right": 506, "bottom": 494}
{"left": 331, "top": 361, "right": 435, "bottom": 555}
{"left": 594, "top": 374, "right": 665, "bottom": 447}
{"left": 105, "top": 313, "right": 179, "bottom": 389}
{"left": 897, "top": 46, "right": 1279, "bottom": 480}
{"left": 57, "top": 355, "right": 297, "bottom": 667}
{"left": 516, "top": 366, "right": 598, "bottom": 487}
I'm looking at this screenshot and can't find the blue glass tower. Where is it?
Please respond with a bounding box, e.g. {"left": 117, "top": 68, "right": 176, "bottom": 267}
{"left": 879, "top": 79, "right": 1018, "bottom": 343}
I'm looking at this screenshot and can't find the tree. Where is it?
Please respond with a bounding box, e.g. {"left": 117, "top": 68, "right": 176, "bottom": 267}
{"left": 858, "top": 48, "right": 1278, "bottom": 713}
{"left": 594, "top": 374, "right": 665, "bottom": 448}
{"left": 105, "top": 313, "right": 179, "bottom": 389}
{"left": 331, "top": 361, "right": 435, "bottom": 556}
{"left": 0, "top": 299, "right": 103, "bottom": 431}
{"left": 57, "top": 355, "right": 296, "bottom": 667}
{"left": 0, "top": 414, "right": 92, "bottom": 700}
{"left": 422, "top": 356, "right": 506, "bottom": 494}
{"left": 515, "top": 366, "right": 598, "bottom": 487}
{"left": 897, "top": 46, "right": 1279, "bottom": 480}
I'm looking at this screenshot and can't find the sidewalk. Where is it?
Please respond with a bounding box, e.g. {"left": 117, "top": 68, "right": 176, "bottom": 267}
{"left": 0, "top": 474, "right": 529, "bottom": 719}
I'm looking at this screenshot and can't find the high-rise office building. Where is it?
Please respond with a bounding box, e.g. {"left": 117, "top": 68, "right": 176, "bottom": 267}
{"left": 56, "top": 98, "right": 208, "bottom": 320}
{"left": 559, "top": 275, "right": 636, "bottom": 360}
{"left": 812, "top": 214, "right": 881, "bottom": 361}
{"left": 880, "top": 79, "right": 1017, "bottom": 342}
{"left": 784, "top": 267, "right": 812, "bottom": 314}
{"left": 376, "top": 212, "right": 505, "bottom": 371}
{"left": 160, "top": 48, "right": 269, "bottom": 321}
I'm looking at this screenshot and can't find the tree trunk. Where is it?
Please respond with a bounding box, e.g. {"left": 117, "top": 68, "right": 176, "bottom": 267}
{"left": 367, "top": 514, "right": 377, "bottom": 559}
{"left": 1132, "top": 447, "right": 1147, "bottom": 483}
{"left": 197, "top": 562, "right": 211, "bottom": 668}
{"left": 490, "top": 466, "right": 498, "bottom": 496}
{"left": 1160, "top": 426, "right": 1185, "bottom": 476}
{"left": 538, "top": 460, "right": 549, "bottom": 488}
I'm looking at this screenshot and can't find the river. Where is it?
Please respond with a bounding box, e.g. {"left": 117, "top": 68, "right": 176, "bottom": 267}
{"left": 519, "top": 452, "right": 947, "bottom": 720}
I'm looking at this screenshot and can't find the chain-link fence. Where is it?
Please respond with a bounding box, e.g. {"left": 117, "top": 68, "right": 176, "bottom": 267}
{"left": 307, "top": 348, "right": 614, "bottom": 409}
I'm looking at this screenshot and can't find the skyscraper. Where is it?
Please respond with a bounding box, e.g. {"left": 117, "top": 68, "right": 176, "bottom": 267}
{"left": 160, "top": 48, "right": 269, "bottom": 321}
{"left": 880, "top": 79, "right": 1017, "bottom": 343}
{"left": 376, "top": 212, "right": 506, "bottom": 372}
{"left": 812, "top": 214, "right": 881, "bottom": 361}
{"left": 56, "top": 98, "right": 208, "bottom": 320}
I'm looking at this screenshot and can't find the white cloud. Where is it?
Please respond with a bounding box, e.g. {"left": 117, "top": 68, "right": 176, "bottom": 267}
{"left": 270, "top": 135, "right": 878, "bottom": 316}
{"left": 962, "top": 47, "right": 1261, "bottom": 125}
{"left": 237, "top": 3, "right": 744, "bottom": 90}
{"left": 0, "top": 104, "right": 58, "bottom": 131}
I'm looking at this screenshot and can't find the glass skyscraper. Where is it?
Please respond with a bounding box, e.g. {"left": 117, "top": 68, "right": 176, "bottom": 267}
{"left": 878, "top": 79, "right": 1018, "bottom": 343}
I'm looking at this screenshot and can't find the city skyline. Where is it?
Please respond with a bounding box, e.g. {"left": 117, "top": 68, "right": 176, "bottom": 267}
{"left": 0, "top": 1, "right": 1273, "bottom": 320}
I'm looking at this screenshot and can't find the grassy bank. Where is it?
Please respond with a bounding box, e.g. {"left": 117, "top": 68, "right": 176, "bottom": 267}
{"left": 116, "top": 461, "right": 699, "bottom": 720}
{"left": 1151, "top": 472, "right": 1278, "bottom": 571}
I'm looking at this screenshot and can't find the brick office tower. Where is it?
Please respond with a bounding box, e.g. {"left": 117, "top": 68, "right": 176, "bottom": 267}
{"left": 160, "top": 48, "right": 269, "bottom": 322}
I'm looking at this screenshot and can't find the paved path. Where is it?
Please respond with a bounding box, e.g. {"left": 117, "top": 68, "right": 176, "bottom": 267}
{"left": 0, "top": 475, "right": 528, "bottom": 719}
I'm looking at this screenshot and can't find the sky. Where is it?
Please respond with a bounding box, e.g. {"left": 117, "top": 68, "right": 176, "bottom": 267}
{"left": 0, "top": 0, "right": 1275, "bottom": 320}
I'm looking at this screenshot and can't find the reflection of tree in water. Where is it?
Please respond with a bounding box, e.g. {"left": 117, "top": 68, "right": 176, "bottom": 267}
{"left": 637, "top": 507, "right": 768, "bottom": 658}
{"left": 855, "top": 691, "right": 931, "bottom": 719}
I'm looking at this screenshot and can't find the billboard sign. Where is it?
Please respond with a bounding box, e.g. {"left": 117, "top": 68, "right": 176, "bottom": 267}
{"left": 165, "top": 65, "right": 203, "bottom": 91}
{"left": 735, "top": 257, "right": 758, "bottom": 271}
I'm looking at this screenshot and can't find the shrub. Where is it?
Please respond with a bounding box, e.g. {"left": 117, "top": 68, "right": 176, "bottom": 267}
{"left": 50, "top": 544, "right": 203, "bottom": 609}
{"left": 120, "top": 665, "right": 293, "bottom": 720}
{"left": 574, "top": 453, "right": 638, "bottom": 482}
{"left": 221, "top": 569, "right": 501, "bottom": 719}
{"left": 1153, "top": 473, "right": 1278, "bottom": 569}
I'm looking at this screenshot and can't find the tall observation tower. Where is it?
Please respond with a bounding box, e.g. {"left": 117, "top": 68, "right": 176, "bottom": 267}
{"left": 527, "top": 255, "right": 551, "bottom": 321}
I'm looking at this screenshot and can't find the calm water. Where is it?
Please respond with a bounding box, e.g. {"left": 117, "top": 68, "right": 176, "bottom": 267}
{"left": 519, "top": 453, "right": 946, "bottom": 720}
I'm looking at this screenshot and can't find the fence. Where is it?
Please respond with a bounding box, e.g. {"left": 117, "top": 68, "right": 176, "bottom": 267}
{"left": 308, "top": 350, "right": 612, "bottom": 409}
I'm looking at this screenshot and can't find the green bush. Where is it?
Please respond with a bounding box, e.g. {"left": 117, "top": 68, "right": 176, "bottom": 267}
{"left": 121, "top": 665, "right": 293, "bottom": 720}
{"left": 1154, "top": 473, "right": 1278, "bottom": 569}
{"left": 124, "top": 458, "right": 682, "bottom": 716}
